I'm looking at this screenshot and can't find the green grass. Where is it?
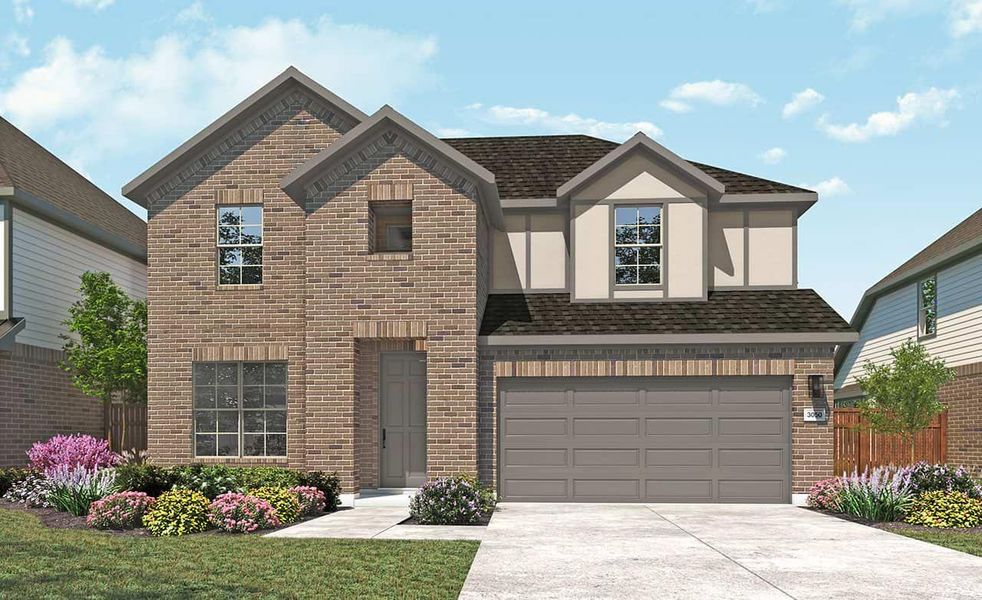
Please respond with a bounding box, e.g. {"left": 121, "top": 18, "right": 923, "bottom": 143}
{"left": 0, "top": 509, "right": 479, "bottom": 599}
{"left": 888, "top": 527, "right": 982, "bottom": 557}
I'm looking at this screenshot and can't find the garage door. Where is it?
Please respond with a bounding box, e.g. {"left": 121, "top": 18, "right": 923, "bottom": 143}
{"left": 498, "top": 376, "right": 791, "bottom": 503}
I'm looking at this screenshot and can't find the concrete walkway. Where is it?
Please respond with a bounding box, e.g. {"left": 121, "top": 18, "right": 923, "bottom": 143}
{"left": 264, "top": 507, "right": 484, "bottom": 540}
{"left": 460, "top": 503, "right": 982, "bottom": 600}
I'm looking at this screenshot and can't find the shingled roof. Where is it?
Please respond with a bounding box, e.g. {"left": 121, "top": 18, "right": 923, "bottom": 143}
{"left": 480, "top": 290, "right": 853, "bottom": 337}
{"left": 444, "top": 134, "right": 811, "bottom": 199}
{"left": 0, "top": 116, "right": 146, "bottom": 253}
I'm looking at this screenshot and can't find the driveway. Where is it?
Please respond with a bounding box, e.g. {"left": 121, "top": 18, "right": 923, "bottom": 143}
{"left": 460, "top": 503, "right": 982, "bottom": 600}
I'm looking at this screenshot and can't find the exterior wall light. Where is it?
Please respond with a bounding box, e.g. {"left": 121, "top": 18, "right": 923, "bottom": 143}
{"left": 809, "top": 374, "right": 824, "bottom": 399}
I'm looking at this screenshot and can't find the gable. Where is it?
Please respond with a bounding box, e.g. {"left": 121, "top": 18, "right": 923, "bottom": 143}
{"left": 572, "top": 153, "right": 705, "bottom": 201}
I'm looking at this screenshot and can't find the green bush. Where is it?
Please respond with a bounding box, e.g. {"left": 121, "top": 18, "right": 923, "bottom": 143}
{"left": 143, "top": 489, "right": 212, "bottom": 536}
{"left": 297, "top": 471, "right": 342, "bottom": 512}
{"left": 0, "top": 468, "right": 31, "bottom": 497}
{"left": 114, "top": 464, "right": 178, "bottom": 497}
{"left": 906, "top": 491, "right": 982, "bottom": 528}
{"left": 236, "top": 467, "right": 301, "bottom": 490}
{"left": 248, "top": 486, "right": 301, "bottom": 524}
{"left": 172, "top": 465, "right": 242, "bottom": 499}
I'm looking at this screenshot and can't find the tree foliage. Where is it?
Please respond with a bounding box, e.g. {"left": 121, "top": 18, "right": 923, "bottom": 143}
{"left": 856, "top": 340, "right": 953, "bottom": 453}
{"left": 61, "top": 271, "right": 147, "bottom": 405}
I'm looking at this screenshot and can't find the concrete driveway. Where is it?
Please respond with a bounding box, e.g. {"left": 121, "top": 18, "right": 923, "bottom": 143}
{"left": 460, "top": 503, "right": 982, "bottom": 600}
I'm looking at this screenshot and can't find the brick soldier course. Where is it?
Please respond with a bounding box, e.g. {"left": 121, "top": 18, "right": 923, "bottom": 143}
{"left": 123, "top": 67, "right": 854, "bottom": 501}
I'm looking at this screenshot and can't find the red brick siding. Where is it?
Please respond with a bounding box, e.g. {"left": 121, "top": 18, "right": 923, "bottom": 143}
{"left": 0, "top": 343, "right": 103, "bottom": 466}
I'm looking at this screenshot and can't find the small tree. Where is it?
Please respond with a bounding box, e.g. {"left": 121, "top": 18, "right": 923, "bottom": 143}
{"left": 61, "top": 272, "right": 147, "bottom": 450}
{"left": 856, "top": 339, "right": 954, "bottom": 463}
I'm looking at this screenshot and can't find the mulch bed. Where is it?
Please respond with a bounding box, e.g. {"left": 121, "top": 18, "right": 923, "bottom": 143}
{"left": 803, "top": 506, "right": 982, "bottom": 534}
{"left": 0, "top": 500, "right": 335, "bottom": 537}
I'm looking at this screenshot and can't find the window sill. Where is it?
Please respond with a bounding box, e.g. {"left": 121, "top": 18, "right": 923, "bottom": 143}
{"left": 367, "top": 252, "right": 413, "bottom": 261}
{"left": 216, "top": 284, "right": 264, "bottom": 291}
{"left": 192, "top": 456, "right": 288, "bottom": 464}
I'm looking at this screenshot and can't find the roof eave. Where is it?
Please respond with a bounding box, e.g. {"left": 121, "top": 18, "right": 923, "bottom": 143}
{"left": 122, "top": 66, "right": 369, "bottom": 206}
{"left": 556, "top": 132, "right": 726, "bottom": 199}
{"left": 718, "top": 191, "right": 818, "bottom": 214}
{"left": 480, "top": 331, "right": 858, "bottom": 346}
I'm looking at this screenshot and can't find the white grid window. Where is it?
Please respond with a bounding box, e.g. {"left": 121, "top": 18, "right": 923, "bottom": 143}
{"left": 217, "top": 205, "right": 263, "bottom": 285}
{"left": 614, "top": 206, "right": 662, "bottom": 285}
{"left": 193, "top": 362, "right": 286, "bottom": 457}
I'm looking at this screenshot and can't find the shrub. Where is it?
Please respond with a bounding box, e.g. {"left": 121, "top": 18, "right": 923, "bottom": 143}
{"left": 409, "top": 475, "right": 495, "bottom": 525}
{"left": 46, "top": 465, "right": 118, "bottom": 516}
{"left": 896, "top": 463, "right": 982, "bottom": 499}
{"left": 172, "top": 465, "right": 242, "bottom": 499}
{"left": 208, "top": 493, "right": 281, "bottom": 533}
{"left": 2, "top": 472, "right": 53, "bottom": 508}
{"left": 27, "top": 434, "right": 119, "bottom": 475}
{"left": 143, "top": 489, "right": 212, "bottom": 536}
{"left": 114, "top": 464, "right": 178, "bottom": 497}
{"left": 248, "top": 487, "right": 301, "bottom": 524}
{"left": 297, "top": 471, "right": 342, "bottom": 512}
{"left": 807, "top": 477, "right": 843, "bottom": 511}
{"left": 836, "top": 466, "right": 913, "bottom": 522}
{"left": 87, "top": 491, "right": 155, "bottom": 529}
{"left": 289, "top": 486, "right": 326, "bottom": 516}
{"left": 0, "top": 467, "right": 31, "bottom": 497}
{"left": 906, "top": 491, "right": 982, "bottom": 528}
{"left": 237, "top": 467, "right": 301, "bottom": 490}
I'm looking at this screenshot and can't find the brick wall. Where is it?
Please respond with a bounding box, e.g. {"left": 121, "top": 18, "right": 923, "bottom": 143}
{"left": 0, "top": 343, "right": 104, "bottom": 466}
{"left": 479, "top": 344, "right": 836, "bottom": 495}
{"left": 943, "top": 363, "right": 982, "bottom": 474}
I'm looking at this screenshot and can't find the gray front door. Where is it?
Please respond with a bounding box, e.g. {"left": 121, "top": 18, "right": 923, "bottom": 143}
{"left": 499, "top": 376, "right": 792, "bottom": 503}
{"left": 380, "top": 353, "right": 427, "bottom": 488}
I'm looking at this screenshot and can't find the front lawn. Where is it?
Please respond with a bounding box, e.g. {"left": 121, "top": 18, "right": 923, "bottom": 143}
{"left": 0, "top": 508, "right": 478, "bottom": 598}
{"left": 882, "top": 525, "right": 982, "bottom": 557}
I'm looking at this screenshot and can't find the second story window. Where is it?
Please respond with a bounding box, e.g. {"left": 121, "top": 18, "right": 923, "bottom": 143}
{"left": 918, "top": 275, "right": 937, "bottom": 337}
{"left": 614, "top": 205, "right": 662, "bottom": 285}
{"left": 371, "top": 200, "right": 412, "bottom": 253}
{"left": 217, "top": 205, "right": 262, "bottom": 285}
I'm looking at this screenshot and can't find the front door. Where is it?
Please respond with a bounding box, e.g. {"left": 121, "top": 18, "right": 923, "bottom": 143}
{"left": 380, "top": 352, "right": 427, "bottom": 488}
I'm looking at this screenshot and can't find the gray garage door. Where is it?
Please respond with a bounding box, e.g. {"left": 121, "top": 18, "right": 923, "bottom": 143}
{"left": 499, "top": 376, "right": 791, "bottom": 503}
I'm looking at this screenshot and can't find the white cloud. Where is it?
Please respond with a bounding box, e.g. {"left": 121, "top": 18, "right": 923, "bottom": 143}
{"left": 802, "top": 177, "right": 851, "bottom": 197}
{"left": 839, "top": 0, "right": 933, "bottom": 32}
{"left": 468, "top": 104, "right": 661, "bottom": 141}
{"left": 434, "top": 127, "right": 471, "bottom": 137}
{"left": 782, "top": 88, "right": 825, "bottom": 119}
{"left": 176, "top": 1, "right": 208, "bottom": 24}
{"left": 0, "top": 17, "right": 438, "bottom": 172}
{"left": 950, "top": 0, "right": 982, "bottom": 37}
{"left": 63, "top": 0, "right": 115, "bottom": 10}
{"left": 13, "top": 0, "right": 33, "bottom": 23}
{"left": 817, "top": 87, "right": 960, "bottom": 142}
{"left": 759, "top": 147, "right": 787, "bottom": 164}
{"left": 661, "top": 80, "right": 763, "bottom": 113}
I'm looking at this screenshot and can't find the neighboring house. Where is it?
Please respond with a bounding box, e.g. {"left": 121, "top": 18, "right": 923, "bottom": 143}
{"left": 0, "top": 116, "right": 147, "bottom": 466}
{"left": 122, "top": 67, "right": 854, "bottom": 505}
{"left": 835, "top": 207, "right": 982, "bottom": 472}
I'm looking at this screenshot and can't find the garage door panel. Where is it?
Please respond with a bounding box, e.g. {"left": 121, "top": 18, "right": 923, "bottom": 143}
{"left": 499, "top": 376, "right": 791, "bottom": 503}
{"left": 646, "top": 418, "right": 713, "bottom": 436}
{"left": 645, "top": 448, "right": 713, "bottom": 467}
{"left": 574, "top": 448, "right": 640, "bottom": 467}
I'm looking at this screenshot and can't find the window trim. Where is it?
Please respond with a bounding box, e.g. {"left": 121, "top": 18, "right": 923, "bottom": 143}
{"left": 610, "top": 202, "right": 665, "bottom": 290}
{"left": 216, "top": 204, "right": 264, "bottom": 286}
{"left": 917, "top": 274, "right": 938, "bottom": 339}
{"left": 192, "top": 361, "right": 287, "bottom": 458}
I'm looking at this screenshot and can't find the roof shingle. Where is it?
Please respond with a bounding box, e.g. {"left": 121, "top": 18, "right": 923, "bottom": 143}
{"left": 444, "top": 134, "right": 810, "bottom": 199}
{"left": 0, "top": 117, "right": 146, "bottom": 252}
{"left": 480, "top": 290, "right": 852, "bottom": 337}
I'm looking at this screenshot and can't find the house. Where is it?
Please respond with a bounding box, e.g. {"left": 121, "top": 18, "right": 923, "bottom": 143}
{"left": 835, "top": 207, "right": 982, "bottom": 473}
{"left": 122, "top": 67, "right": 855, "bottom": 505}
{"left": 0, "top": 116, "right": 147, "bottom": 466}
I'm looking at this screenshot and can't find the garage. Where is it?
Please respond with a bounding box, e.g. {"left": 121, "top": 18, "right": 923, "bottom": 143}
{"left": 498, "top": 376, "right": 791, "bottom": 503}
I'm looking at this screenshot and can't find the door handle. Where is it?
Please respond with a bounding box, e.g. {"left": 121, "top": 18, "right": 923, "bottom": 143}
{"left": 382, "top": 428, "right": 386, "bottom": 448}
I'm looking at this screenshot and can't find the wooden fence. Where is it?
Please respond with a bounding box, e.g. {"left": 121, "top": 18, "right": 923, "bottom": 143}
{"left": 833, "top": 408, "right": 947, "bottom": 475}
{"left": 105, "top": 403, "right": 148, "bottom": 454}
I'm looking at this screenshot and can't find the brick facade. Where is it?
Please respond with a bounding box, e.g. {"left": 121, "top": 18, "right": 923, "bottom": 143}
{"left": 479, "top": 344, "right": 836, "bottom": 494}
{"left": 0, "top": 343, "right": 104, "bottom": 466}
{"left": 943, "top": 363, "right": 982, "bottom": 475}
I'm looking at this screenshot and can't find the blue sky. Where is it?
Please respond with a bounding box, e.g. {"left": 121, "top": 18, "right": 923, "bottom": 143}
{"left": 1, "top": 0, "right": 980, "bottom": 318}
